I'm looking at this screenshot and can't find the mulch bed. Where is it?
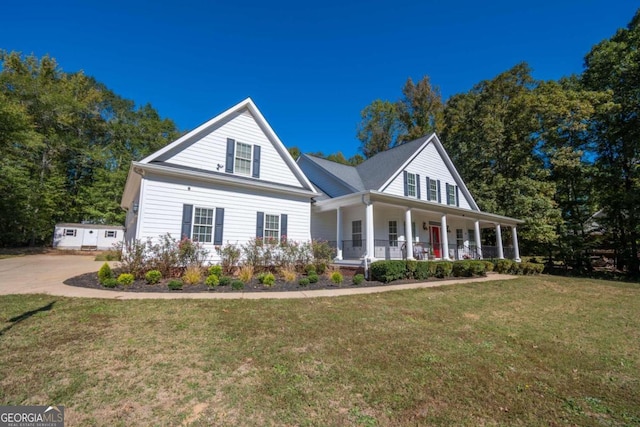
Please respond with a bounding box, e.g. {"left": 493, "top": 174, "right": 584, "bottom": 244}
{"left": 63, "top": 270, "right": 448, "bottom": 293}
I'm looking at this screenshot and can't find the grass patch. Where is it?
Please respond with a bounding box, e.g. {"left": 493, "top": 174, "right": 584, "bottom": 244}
{"left": 1, "top": 277, "right": 639, "bottom": 425}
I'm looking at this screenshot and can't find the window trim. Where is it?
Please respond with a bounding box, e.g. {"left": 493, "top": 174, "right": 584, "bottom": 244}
{"left": 234, "top": 141, "right": 253, "bottom": 176}
{"left": 447, "top": 184, "right": 456, "bottom": 205}
{"left": 64, "top": 229, "right": 77, "bottom": 237}
{"left": 429, "top": 179, "right": 438, "bottom": 202}
{"left": 264, "top": 213, "right": 281, "bottom": 241}
{"left": 192, "top": 206, "right": 215, "bottom": 243}
{"left": 407, "top": 173, "right": 417, "bottom": 198}
{"left": 352, "top": 220, "right": 362, "bottom": 247}
{"left": 105, "top": 230, "right": 117, "bottom": 238}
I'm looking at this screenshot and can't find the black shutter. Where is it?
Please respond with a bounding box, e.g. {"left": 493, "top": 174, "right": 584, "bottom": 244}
{"left": 455, "top": 186, "right": 460, "bottom": 207}
{"left": 256, "top": 211, "right": 264, "bottom": 238}
{"left": 181, "top": 204, "right": 193, "bottom": 239}
{"left": 446, "top": 183, "right": 451, "bottom": 205}
{"left": 252, "top": 145, "right": 261, "bottom": 178}
{"left": 437, "top": 180, "right": 441, "bottom": 203}
{"left": 280, "top": 214, "right": 288, "bottom": 241}
{"left": 403, "top": 171, "right": 408, "bottom": 196}
{"left": 214, "top": 208, "right": 224, "bottom": 245}
{"left": 426, "top": 177, "right": 431, "bottom": 201}
{"left": 416, "top": 174, "right": 421, "bottom": 199}
{"left": 225, "top": 138, "right": 235, "bottom": 173}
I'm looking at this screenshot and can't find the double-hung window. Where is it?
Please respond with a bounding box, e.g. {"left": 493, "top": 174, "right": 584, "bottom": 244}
{"left": 264, "top": 214, "right": 280, "bottom": 240}
{"left": 193, "top": 207, "right": 214, "bottom": 243}
{"left": 447, "top": 184, "right": 456, "bottom": 205}
{"left": 234, "top": 142, "right": 252, "bottom": 175}
{"left": 429, "top": 179, "right": 438, "bottom": 201}
{"left": 389, "top": 221, "right": 398, "bottom": 247}
{"left": 407, "top": 173, "right": 417, "bottom": 197}
{"left": 352, "top": 220, "right": 362, "bottom": 247}
{"left": 456, "top": 229, "right": 464, "bottom": 248}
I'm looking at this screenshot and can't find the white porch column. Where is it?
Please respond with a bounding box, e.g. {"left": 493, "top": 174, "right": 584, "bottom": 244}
{"left": 405, "top": 208, "right": 414, "bottom": 260}
{"left": 512, "top": 225, "right": 521, "bottom": 262}
{"left": 474, "top": 220, "right": 483, "bottom": 259}
{"left": 335, "top": 207, "right": 343, "bottom": 261}
{"left": 495, "top": 223, "right": 504, "bottom": 259}
{"left": 441, "top": 214, "right": 450, "bottom": 260}
{"left": 365, "top": 201, "right": 375, "bottom": 261}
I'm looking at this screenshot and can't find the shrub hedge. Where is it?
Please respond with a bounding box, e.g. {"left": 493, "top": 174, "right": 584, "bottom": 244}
{"left": 369, "top": 258, "right": 541, "bottom": 283}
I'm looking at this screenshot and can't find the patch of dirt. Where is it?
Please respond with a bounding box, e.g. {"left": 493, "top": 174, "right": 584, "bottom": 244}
{"left": 63, "top": 270, "right": 455, "bottom": 293}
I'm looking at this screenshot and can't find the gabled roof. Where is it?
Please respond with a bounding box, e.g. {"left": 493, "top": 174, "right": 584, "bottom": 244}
{"left": 297, "top": 133, "right": 479, "bottom": 211}
{"left": 138, "top": 97, "right": 315, "bottom": 192}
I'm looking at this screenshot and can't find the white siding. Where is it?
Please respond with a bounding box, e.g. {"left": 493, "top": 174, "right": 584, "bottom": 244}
{"left": 382, "top": 142, "right": 472, "bottom": 210}
{"left": 167, "top": 109, "right": 303, "bottom": 188}
{"left": 137, "top": 173, "right": 311, "bottom": 261}
{"left": 53, "top": 225, "right": 123, "bottom": 250}
{"left": 310, "top": 210, "right": 335, "bottom": 242}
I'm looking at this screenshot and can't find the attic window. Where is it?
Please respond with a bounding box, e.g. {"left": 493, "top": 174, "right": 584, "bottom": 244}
{"left": 234, "top": 142, "right": 252, "bottom": 175}
{"left": 407, "top": 173, "right": 417, "bottom": 197}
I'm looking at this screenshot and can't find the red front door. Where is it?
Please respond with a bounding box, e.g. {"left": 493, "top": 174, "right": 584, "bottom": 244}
{"left": 431, "top": 226, "right": 441, "bottom": 258}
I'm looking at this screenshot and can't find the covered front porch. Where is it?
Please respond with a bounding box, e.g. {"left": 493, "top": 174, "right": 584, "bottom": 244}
{"left": 312, "top": 191, "right": 523, "bottom": 263}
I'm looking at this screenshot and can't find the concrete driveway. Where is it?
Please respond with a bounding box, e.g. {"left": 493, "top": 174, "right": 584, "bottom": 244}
{"left": 0, "top": 254, "right": 516, "bottom": 299}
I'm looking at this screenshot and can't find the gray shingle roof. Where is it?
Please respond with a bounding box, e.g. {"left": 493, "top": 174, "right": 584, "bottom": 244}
{"left": 298, "top": 135, "right": 433, "bottom": 196}
{"left": 356, "top": 135, "right": 430, "bottom": 190}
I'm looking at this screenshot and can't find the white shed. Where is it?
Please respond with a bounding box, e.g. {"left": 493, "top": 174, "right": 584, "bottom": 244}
{"left": 53, "top": 223, "right": 124, "bottom": 251}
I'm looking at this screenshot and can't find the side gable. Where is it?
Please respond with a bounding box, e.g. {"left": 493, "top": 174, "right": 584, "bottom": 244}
{"left": 379, "top": 134, "right": 479, "bottom": 210}
{"left": 139, "top": 98, "right": 314, "bottom": 191}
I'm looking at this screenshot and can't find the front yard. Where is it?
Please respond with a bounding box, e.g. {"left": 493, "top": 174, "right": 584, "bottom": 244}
{"left": 1, "top": 276, "right": 639, "bottom": 426}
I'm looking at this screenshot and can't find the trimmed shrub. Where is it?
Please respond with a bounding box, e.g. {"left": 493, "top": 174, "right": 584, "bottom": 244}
{"left": 370, "top": 260, "right": 407, "bottom": 283}
{"left": 495, "top": 259, "right": 515, "bottom": 274}
{"left": 520, "top": 262, "right": 544, "bottom": 275}
{"left": 208, "top": 265, "right": 223, "bottom": 277}
{"left": 469, "top": 261, "right": 487, "bottom": 277}
{"left": 219, "top": 276, "right": 232, "bottom": 286}
{"left": 405, "top": 260, "right": 418, "bottom": 279}
{"left": 452, "top": 261, "right": 473, "bottom": 277}
{"left": 414, "top": 262, "right": 431, "bottom": 280}
{"left": 117, "top": 273, "right": 135, "bottom": 286}
{"left": 433, "top": 261, "right": 453, "bottom": 278}
{"left": 182, "top": 265, "right": 203, "bottom": 285}
{"left": 168, "top": 279, "right": 183, "bottom": 290}
{"left": 205, "top": 274, "right": 219, "bottom": 287}
{"left": 231, "top": 279, "right": 244, "bottom": 290}
{"left": 261, "top": 272, "right": 276, "bottom": 286}
{"left": 98, "top": 262, "right": 113, "bottom": 284}
{"left": 482, "top": 260, "right": 495, "bottom": 272}
{"left": 304, "top": 264, "right": 317, "bottom": 275}
{"left": 145, "top": 270, "right": 162, "bottom": 284}
{"left": 299, "top": 277, "right": 310, "bottom": 286}
{"left": 352, "top": 274, "right": 365, "bottom": 285}
{"left": 102, "top": 278, "right": 117, "bottom": 288}
{"left": 330, "top": 271, "right": 344, "bottom": 285}
{"left": 308, "top": 273, "right": 319, "bottom": 284}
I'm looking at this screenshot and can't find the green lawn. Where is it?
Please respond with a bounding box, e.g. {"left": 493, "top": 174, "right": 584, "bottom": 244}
{"left": 1, "top": 276, "right": 639, "bottom": 426}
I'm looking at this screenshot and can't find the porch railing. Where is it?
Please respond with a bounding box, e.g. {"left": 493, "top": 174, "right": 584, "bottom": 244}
{"left": 336, "top": 240, "right": 515, "bottom": 261}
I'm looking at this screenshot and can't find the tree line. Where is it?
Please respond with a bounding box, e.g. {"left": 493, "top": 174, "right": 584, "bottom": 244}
{"left": 0, "top": 51, "right": 179, "bottom": 246}
{"left": 306, "top": 9, "right": 640, "bottom": 275}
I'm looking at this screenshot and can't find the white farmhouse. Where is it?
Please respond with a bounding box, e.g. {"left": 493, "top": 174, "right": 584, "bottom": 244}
{"left": 121, "top": 98, "right": 522, "bottom": 263}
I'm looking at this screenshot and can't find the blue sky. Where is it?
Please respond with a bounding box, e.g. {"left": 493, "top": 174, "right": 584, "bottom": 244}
{"left": 1, "top": 1, "right": 637, "bottom": 157}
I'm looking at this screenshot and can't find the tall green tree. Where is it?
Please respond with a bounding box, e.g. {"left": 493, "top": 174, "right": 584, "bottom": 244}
{"left": 582, "top": 9, "right": 640, "bottom": 275}
{"left": 397, "top": 76, "right": 444, "bottom": 143}
{"left": 442, "top": 63, "right": 561, "bottom": 253}
{"left": 356, "top": 99, "right": 402, "bottom": 158}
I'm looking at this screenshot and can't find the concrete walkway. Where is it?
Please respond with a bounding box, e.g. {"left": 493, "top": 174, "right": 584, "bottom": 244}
{"left": 0, "top": 254, "right": 517, "bottom": 300}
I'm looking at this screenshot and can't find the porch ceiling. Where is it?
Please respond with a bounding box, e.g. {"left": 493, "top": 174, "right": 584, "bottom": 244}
{"left": 312, "top": 190, "right": 524, "bottom": 226}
